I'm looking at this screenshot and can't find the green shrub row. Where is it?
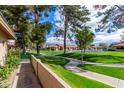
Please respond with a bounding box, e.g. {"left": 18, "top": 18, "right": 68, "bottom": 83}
{"left": 0, "top": 48, "right": 20, "bottom": 80}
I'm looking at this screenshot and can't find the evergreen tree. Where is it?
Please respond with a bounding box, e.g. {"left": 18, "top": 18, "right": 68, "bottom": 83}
{"left": 25, "top": 5, "right": 54, "bottom": 55}
{"left": 55, "top": 5, "right": 90, "bottom": 54}
{"left": 99, "top": 43, "right": 108, "bottom": 49}
{"left": 0, "top": 5, "right": 31, "bottom": 54}
{"left": 94, "top": 5, "right": 124, "bottom": 33}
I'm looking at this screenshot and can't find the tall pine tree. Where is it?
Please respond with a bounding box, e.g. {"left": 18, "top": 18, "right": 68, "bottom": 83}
{"left": 55, "top": 5, "right": 90, "bottom": 54}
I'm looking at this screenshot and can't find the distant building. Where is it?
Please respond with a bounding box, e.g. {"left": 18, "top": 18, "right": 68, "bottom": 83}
{"left": 89, "top": 44, "right": 97, "bottom": 49}
{"left": 0, "top": 13, "right": 16, "bottom": 66}
{"left": 46, "top": 43, "right": 78, "bottom": 51}
{"left": 110, "top": 30, "right": 124, "bottom": 51}
{"left": 45, "top": 43, "right": 100, "bottom": 51}
{"left": 110, "top": 42, "right": 124, "bottom": 50}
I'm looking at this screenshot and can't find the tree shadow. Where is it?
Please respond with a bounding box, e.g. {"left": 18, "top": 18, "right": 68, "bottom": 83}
{"left": 39, "top": 56, "right": 69, "bottom": 67}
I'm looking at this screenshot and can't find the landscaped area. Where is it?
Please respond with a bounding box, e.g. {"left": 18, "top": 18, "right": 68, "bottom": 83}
{"left": 0, "top": 48, "right": 20, "bottom": 88}
{"left": 40, "top": 50, "right": 64, "bottom": 55}
{"left": 38, "top": 50, "right": 124, "bottom": 85}
{"left": 38, "top": 56, "right": 112, "bottom": 88}
{"left": 60, "top": 51, "right": 124, "bottom": 64}
{"left": 1, "top": 5, "right": 124, "bottom": 88}
{"left": 39, "top": 50, "right": 124, "bottom": 64}
{"left": 21, "top": 50, "right": 63, "bottom": 58}
{"left": 78, "top": 64, "right": 124, "bottom": 80}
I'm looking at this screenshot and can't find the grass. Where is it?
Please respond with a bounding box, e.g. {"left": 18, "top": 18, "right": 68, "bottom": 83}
{"left": 40, "top": 50, "right": 64, "bottom": 55}
{"left": 60, "top": 51, "right": 124, "bottom": 64}
{"left": 78, "top": 64, "right": 124, "bottom": 80}
{"left": 20, "top": 50, "right": 44, "bottom": 59}
{"left": 21, "top": 50, "right": 63, "bottom": 58}
{"left": 21, "top": 52, "right": 37, "bottom": 59}
{"left": 39, "top": 56, "right": 112, "bottom": 88}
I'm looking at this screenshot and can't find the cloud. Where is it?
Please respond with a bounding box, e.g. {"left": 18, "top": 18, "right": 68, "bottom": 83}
{"left": 54, "top": 11, "right": 61, "bottom": 22}
{"left": 46, "top": 36, "right": 76, "bottom": 45}
{"left": 46, "top": 37, "right": 63, "bottom": 44}
{"left": 53, "top": 11, "right": 64, "bottom": 27}
{"left": 94, "top": 32, "right": 122, "bottom": 44}
{"left": 46, "top": 5, "right": 124, "bottom": 46}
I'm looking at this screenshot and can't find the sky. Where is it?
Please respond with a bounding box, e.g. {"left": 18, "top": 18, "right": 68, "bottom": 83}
{"left": 43, "top": 5, "right": 124, "bottom": 46}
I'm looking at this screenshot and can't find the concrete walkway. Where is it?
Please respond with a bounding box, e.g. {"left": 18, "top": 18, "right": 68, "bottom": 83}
{"left": 92, "top": 63, "right": 124, "bottom": 67}
{"left": 64, "top": 57, "right": 124, "bottom": 88}
{"left": 62, "top": 57, "right": 124, "bottom": 67}
{"left": 12, "top": 59, "right": 41, "bottom": 88}
{"left": 38, "top": 54, "right": 124, "bottom": 87}
{"left": 41, "top": 53, "right": 124, "bottom": 67}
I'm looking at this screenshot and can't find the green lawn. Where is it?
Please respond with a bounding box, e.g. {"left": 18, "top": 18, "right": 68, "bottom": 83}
{"left": 60, "top": 51, "right": 124, "bottom": 64}
{"left": 21, "top": 52, "right": 38, "bottom": 59}
{"left": 39, "top": 56, "right": 112, "bottom": 88}
{"left": 26, "top": 50, "right": 64, "bottom": 56}
{"left": 40, "top": 50, "right": 64, "bottom": 55}
{"left": 78, "top": 64, "right": 124, "bottom": 80}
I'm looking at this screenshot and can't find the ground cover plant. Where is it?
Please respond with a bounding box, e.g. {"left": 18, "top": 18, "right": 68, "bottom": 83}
{"left": 0, "top": 48, "right": 20, "bottom": 80}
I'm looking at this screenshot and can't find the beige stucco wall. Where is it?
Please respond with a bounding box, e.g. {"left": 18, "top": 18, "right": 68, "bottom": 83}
{"left": 0, "top": 30, "right": 8, "bottom": 66}
{"left": 0, "top": 15, "right": 16, "bottom": 67}
{"left": 31, "top": 55, "right": 70, "bottom": 88}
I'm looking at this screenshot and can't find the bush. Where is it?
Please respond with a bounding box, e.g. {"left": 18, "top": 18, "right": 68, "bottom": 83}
{"left": 0, "top": 48, "right": 20, "bottom": 80}
{"left": 107, "top": 48, "right": 116, "bottom": 51}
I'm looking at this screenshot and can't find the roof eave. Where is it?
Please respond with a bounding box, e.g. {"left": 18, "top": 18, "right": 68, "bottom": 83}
{"left": 0, "top": 14, "right": 16, "bottom": 40}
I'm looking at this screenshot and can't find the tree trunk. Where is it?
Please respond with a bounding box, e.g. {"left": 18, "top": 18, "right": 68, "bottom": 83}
{"left": 35, "top": 10, "right": 39, "bottom": 24}
{"left": 83, "top": 48, "right": 86, "bottom": 53}
{"left": 22, "top": 31, "right": 26, "bottom": 54}
{"left": 64, "top": 15, "right": 68, "bottom": 54}
{"left": 35, "top": 10, "right": 40, "bottom": 55}
{"left": 64, "top": 30, "right": 67, "bottom": 54}
{"left": 22, "top": 44, "right": 26, "bottom": 54}
{"left": 81, "top": 49, "right": 83, "bottom": 64}
{"left": 36, "top": 43, "right": 40, "bottom": 55}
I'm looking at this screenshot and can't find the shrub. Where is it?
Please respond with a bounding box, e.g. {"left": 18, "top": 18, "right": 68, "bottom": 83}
{"left": 0, "top": 48, "right": 20, "bottom": 80}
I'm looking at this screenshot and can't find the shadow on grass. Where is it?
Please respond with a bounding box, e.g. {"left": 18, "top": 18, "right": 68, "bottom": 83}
{"left": 21, "top": 52, "right": 42, "bottom": 59}
{"left": 78, "top": 64, "right": 93, "bottom": 70}
{"left": 20, "top": 51, "right": 69, "bottom": 68}
{"left": 39, "top": 56, "right": 69, "bottom": 67}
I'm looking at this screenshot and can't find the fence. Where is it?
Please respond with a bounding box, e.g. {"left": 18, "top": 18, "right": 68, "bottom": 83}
{"left": 30, "top": 55, "right": 70, "bottom": 88}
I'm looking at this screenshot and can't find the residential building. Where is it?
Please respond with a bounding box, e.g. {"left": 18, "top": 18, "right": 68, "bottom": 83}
{"left": 46, "top": 43, "right": 78, "bottom": 51}
{"left": 0, "top": 13, "right": 16, "bottom": 66}
{"left": 110, "top": 42, "right": 124, "bottom": 50}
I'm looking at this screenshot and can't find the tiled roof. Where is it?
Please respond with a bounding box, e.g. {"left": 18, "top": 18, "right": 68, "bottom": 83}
{"left": 47, "top": 43, "right": 78, "bottom": 48}
{"left": 112, "top": 42, "right": 124, "bottom": 47}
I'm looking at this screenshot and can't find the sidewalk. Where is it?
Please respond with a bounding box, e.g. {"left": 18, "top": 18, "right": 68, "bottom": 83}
{"left": 63, "top": 57, "right": 124, "bottom": 67}
{"left": 65, "top": 57, "right": 124, "bottom": 88}
{"left": 33, "top": 54, "right": 124, "bottom": 88}
{"left": 12, "top": 59, "right": 41, "bottom": 88}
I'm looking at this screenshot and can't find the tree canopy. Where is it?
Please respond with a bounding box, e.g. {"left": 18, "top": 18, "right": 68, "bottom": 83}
{"left": 75, "top": 26, "right": 95, "bottom": 52}
{"left": 55, "top": 5, "right": 90, "bottom": 54}
{"left": 94, "top": 5, "right": 124, "bottom": 33}
{"left": 0, "top": 5, "right": 54, "bottom": 54}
